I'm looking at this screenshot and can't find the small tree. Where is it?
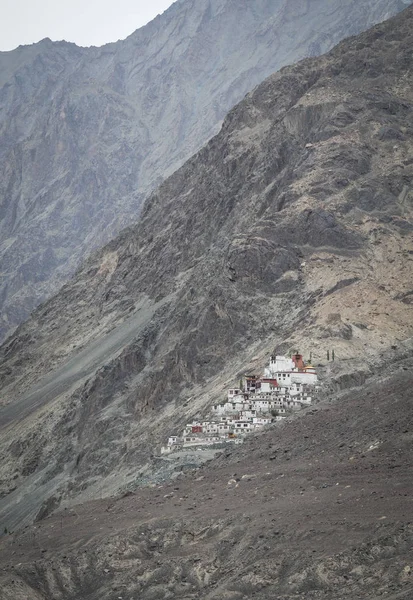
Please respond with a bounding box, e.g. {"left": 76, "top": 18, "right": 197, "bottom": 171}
{"left": 327, "top": 350, "right": 330, "bottom": 361}
{"left": 332, "top": 349, "right": 335, "bottom": 361}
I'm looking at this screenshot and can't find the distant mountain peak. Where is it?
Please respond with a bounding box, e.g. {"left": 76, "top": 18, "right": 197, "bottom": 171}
{"left": 0, "top": 0, "right": 410, "bottom": 344}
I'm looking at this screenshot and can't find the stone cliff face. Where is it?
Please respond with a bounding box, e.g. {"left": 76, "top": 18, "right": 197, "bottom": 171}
{"left": 1, "top": 5, "right": 413, "bottom": 530}
{"left": 0, "top": 0, "right": 410, "bottom": 341}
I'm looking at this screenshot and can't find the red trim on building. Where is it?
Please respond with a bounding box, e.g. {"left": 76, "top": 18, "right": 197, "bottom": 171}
{"left": 262, "top": 378, "right": 278, "bottom": 386}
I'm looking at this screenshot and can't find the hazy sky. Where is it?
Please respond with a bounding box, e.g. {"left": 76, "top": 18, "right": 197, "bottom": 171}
{"left": 1, "top": 0, "right": 176, "bottom": 51}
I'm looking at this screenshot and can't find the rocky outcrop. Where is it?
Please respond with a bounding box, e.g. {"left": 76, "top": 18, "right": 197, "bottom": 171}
{"left": 1, "top": 5, "right": 413, "bottom": 528}
{"left": 0, "top": 0, "right": 410, "bottom": 341}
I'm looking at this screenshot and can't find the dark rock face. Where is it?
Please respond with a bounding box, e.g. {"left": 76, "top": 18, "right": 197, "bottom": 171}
{"left": 0, "top": 5, "right": 413, "bottom": 532}
{"left": 0, "top": 0, "right": 410, "bottom": 341}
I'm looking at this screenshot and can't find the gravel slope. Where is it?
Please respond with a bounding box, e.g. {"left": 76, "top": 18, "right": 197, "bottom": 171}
{"left": 0, "top": 348, "right": 412, "bottom": 599}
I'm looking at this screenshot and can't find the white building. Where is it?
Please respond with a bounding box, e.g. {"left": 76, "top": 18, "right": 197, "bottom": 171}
{"left": 182, "top": 435, "right": 222, "bottom": 447}
{"left": 227, "top": 388, "right": 243, "bottom": 401}
{"left": 259, "top": 378, "right": 278, "bottom": 393}
{"left": 263, "top": 354, "right": 318, "bottom": 386}
{"left": 212, "top": 400, "right": 249, "bottom": 415}
{"left": 234, "top": 421, "right": 254, "bottom": 434}
{"left": 253, "top": 417, "right": 272, "bottom": 426}
{"left": 203, "top": 422, "right": 218, "bottom": 434}
{"left": 218, "top": 422, "right": 231, "bottom": 434}
{"left": 249, "top": 398, "right": 272, "bottom": 411}
{"left": 264, "top": 355, "right": 295, "bottom": 377}
{"left": 239, "top": 409, "right": 257, "bottom": 420}
{"left": 168, "top": 436, "right": 181, "bottom": 446}
{"left": 163, "top": 352, "right": 318, "bottom": 454}
{"left": 291, "top": 367, "right": 317, "bottom": 386}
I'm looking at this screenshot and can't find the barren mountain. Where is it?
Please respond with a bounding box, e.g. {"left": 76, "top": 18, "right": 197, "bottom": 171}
{"left": 0, "top": 0, "right": 410, "bottom": 342}
{"left": 0, "top": 4, "right": 412, "bottom": 540}
{"left": 0, "top": 339, "right": 412, "bottom": 599}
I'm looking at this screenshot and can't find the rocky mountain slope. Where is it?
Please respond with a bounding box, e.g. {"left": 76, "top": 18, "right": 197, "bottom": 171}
{"left": 0, "top": 0, "right": 410, "bottom": 342}
{"left": 0, "top": 344, "right": 412, "bottom": 599}
{"left": 1, "top": 4, "right": 413, "bottom": 534}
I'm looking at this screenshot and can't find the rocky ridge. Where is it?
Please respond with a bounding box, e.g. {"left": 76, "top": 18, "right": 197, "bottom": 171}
{"left": 0, "top": 0, "right": 410, "bottom": 341}
{"left": 0, "top": 5, "right": 413, "bottom": 532}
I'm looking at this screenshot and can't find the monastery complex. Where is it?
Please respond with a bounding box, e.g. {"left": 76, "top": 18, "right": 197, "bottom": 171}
{"left": 162, "top": 353, "right": 319, "bottom": 454}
